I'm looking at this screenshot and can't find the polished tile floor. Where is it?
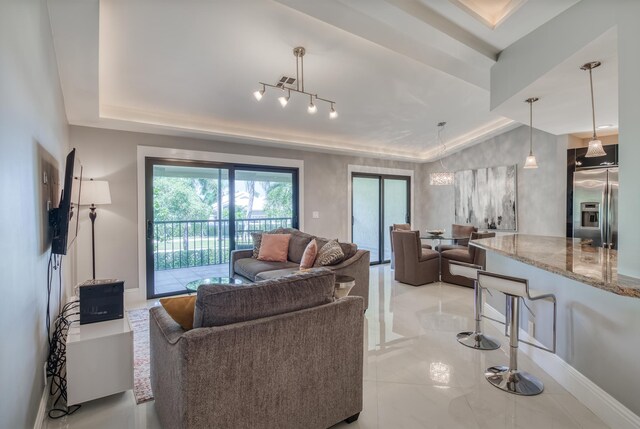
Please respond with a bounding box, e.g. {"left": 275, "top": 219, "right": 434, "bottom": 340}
{"left": 44, "top": 265, "right": 607, "bottom": 429}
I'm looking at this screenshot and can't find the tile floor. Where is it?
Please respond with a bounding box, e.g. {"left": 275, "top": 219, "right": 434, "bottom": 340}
{"left": 153, "top": 264, "right": 229, "bottom": 294}
{"left": 43, "top": 265, "right": 607, "bottom": 429}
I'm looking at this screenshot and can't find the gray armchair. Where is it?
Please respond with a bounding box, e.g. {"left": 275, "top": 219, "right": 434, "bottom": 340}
{"left": 389, "top": 224, "right": 431, "bottom": 269}
{"left": 392, "top": 230, "right": 439, "bottom": 286}
{"left": 150, "top": 270, "right": 364, "bottom": 429}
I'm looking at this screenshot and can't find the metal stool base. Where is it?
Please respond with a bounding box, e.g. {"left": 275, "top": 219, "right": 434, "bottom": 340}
{"left": 456, "top": 331, "right": 501, "bottom": 350}
{"left": 485, "top": 366, "right": 544, "bottom": 396}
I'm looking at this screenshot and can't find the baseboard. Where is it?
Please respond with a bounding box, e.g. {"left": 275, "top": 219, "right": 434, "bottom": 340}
{"left": 483, "top": 304, "right": 640, "bottom": 429}
{"left": 33, "top": 383, "right": 48, "bottom": 429}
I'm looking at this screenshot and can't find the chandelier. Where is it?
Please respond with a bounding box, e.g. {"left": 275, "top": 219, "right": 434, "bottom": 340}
{"left": 253, "top": 46, "right": 337, "bottom": 119}
{"left": 429, "top": 122, "right": 454, "bottom": 186}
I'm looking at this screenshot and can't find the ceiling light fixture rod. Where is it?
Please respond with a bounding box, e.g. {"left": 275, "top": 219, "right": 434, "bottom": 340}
{"left": 257, "top": 82, "right": 333, "bottom": 104}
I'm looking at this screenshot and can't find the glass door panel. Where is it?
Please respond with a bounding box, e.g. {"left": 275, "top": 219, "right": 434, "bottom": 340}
{"left": 383, "top": 178, "right": 409, "bottom": 262}
{"left": 233, "top": 168, "right": 297, "bottom": 249}
{"left": 352, "top": 176, "right": 380, "bottom": 263}
{"left": 147, "top": 161, "right": 230, "bottom": 298}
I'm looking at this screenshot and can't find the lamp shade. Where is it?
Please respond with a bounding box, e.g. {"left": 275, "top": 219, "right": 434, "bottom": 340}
{"left": 79, "top": 180, "right": 111, "bottom": 206}
{"left": 523, "top": 155, "right": 538, "bottom": 169}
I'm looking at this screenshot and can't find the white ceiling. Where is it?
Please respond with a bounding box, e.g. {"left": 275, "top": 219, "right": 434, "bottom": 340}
{"left": 48, "top": 0, "right": 602, "bottom": 162}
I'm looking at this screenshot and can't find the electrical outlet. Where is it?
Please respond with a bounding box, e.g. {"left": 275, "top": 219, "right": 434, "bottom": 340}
{"left": 312, "top": 211, "right": 320, "bottom": 219}
{"left": 43, "top": 171, "right": 48, "bottom": 184}
{"left": 527, "top": 320, "right": 535, "bottom": 338}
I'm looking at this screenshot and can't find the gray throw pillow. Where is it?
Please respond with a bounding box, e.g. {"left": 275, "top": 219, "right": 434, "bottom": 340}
{"left": 314, "top": 239, "right": 345, "bottom": 266}
{"left": 251, "top": 232, "right": 263, "bottom": 259}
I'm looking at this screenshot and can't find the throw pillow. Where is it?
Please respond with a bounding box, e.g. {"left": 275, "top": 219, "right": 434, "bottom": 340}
{"left": 314, "top": 239, "right": 345, "bottom": 266}
{"left": 257, "top": 233, "right": 291, "bottom": 262}
{"left": 300, "top": 239, "right": 318, "bottom": 269}
{"left": 251, "top": 232, "right": 263, "bottom": 258}
{"left": 159, "top": 295, "right": 196, "bottom": 330}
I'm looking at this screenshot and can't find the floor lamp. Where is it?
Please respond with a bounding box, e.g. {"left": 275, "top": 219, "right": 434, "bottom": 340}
{"left": 79, "top": 179, "right": 111, "bottom": 280}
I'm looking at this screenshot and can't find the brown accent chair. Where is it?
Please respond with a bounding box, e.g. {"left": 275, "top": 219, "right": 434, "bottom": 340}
{"left": 435, "top": 224, "right": 478, "bottom": 252}
{"left": 441, "top": 232, "right": 495, "bottom": 288}
{"left": 392, "top": 230, "right": 439, "bottom": 286}
{"left": 389, "top": 224, "right": 431, "bottom": 269}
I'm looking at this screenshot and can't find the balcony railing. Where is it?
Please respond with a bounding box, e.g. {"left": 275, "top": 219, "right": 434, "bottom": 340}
{"left": 153, "top": 217, "right": 293, "bottom": 270}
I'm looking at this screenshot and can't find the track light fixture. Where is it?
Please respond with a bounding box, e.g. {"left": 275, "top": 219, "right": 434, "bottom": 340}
{"left": 253, "top": 46, "right": 337, "bottom": 118}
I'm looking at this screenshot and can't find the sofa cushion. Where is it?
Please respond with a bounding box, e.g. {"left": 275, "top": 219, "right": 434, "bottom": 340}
{"left": 257, "top": 233, "right": 291, "bottom": 262}
{"left": 314, "top": 240, "right": 345, "bottom": 266}
{"left": 234, "top": 258, "right": 299, "bottom": 281}
{"left": 254, "top": 268, "right": 300, "bottom": 281}
{"left": 287, "top": 230, "right": 313, "bottom": 263}
{"left": 441, "top": 248, "right": 473, "bottom": 263}
{"left": 193, "top": 269, "right": 336, "bottom": 327}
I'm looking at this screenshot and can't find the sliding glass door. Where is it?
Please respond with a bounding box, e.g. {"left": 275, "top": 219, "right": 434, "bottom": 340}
{"left": 352, "top": 174, "right": 410, "bottom": 265}
{"left": 146, "top": 158, "right": 298, "bottom": 298}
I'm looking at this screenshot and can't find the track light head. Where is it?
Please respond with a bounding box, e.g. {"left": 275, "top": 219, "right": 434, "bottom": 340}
{"left": 253, "top": 84, "right": 265, "bottom": 101}
{"left": 278, "top": 90, "right": 290, "bottom": 108}
{"left": 329, "top": 104, "right": 338, "bottom": 119}
{"left": 308, "top": 95, "right": 317, "bottom": 114}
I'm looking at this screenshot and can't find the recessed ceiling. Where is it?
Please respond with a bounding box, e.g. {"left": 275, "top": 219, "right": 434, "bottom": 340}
{"left": 48, "top": 0, "right": 583, "bottom": 161}
{"left": 449, "top": 0, "right": 527, "bottom": 29}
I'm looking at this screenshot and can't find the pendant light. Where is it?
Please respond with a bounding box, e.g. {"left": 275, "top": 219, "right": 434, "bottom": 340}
{"left": 523, "top": 97, "right": 539, "bottom": 169}
{"left": 581, "top": 61, "right": 606, "bottom": 158}
{"left": 429, "top": 122, "right": 454, "bottom": 186}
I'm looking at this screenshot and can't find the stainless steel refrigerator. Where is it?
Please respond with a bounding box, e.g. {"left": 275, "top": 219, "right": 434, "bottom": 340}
{"left": 573, "top": 167, "right": 618, "bottom": 249}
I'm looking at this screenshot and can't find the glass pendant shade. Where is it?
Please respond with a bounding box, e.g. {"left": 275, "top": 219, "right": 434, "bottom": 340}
{"left": 523, "top": 154, "right": 538, "bottom": 169}
{"left": 429, "top": 172, "right": 454, "bottom": 186}
{"left": 585, "top": 138, "right": 606, "bottom": 158}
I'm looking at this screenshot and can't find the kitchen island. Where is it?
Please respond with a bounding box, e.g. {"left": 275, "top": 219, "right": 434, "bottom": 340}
{"left": 470, "top": 234, "right": 640, "bottom": 428}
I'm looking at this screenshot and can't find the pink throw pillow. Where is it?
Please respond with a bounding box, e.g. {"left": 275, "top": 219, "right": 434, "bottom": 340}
{"left": 300, "top": 239, "right": 318, "bottom": 269}
{"left": 257, "top": 234, "right": 291, "bottom": 262}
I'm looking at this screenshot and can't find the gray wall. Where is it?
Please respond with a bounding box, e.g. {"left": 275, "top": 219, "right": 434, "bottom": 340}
{"left": 69, "top": 126, "right": 423, "bottom": 290}
{"left": 0, "top": 0, "right": 70, "bottom": 427}
{"left": 416, "top": 125, "right": 567, "bottom": 237}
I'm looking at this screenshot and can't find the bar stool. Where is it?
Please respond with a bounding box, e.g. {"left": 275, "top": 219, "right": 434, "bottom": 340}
{"left": 477, "top": 271, "right": 557, "bottom": 396}
{"left": 449, "top": 260, "right": 500, "bottom": 350}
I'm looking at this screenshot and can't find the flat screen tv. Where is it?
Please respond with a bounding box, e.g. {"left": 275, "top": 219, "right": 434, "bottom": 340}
{"left": 50, "top": 148, "right": 82, "bottom": 255}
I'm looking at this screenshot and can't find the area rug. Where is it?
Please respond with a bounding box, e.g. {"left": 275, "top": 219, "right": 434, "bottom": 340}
{"left": 127, "top": 308, "right": 154, "bottom": 404}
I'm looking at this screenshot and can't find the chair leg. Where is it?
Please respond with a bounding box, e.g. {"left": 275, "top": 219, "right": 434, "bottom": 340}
{"left": 345, "top": 413, "right": 360, "bottom": 424}
{"left": 457, "top": 280, "right": 500, "bottom": 350}
{"left": 485, "top": 296, "right": 544, "bottom": 396}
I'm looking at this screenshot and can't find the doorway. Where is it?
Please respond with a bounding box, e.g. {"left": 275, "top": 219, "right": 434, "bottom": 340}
{"left": 351, "top": 173, "right": 410, "bottom": 264}
{"left": 145, "top": 158, "right": 298, "bottom": 298}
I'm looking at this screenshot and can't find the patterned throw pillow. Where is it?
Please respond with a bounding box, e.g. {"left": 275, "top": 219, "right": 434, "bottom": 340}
{"left": 251, "top": 232, "right": 263, "bottom": 258}
{"left": 314, "top": 239, "right": 345, "bottom": 267}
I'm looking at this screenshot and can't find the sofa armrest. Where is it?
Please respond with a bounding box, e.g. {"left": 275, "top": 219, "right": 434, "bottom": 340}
{"left": 229, "top": 249, "right": 254, "bottom": 277}
{"left": 330, "top": 249, "right": 370, "bottom": 310}
{"left": 149, "top": 306, "right": 187, "bottom": 429}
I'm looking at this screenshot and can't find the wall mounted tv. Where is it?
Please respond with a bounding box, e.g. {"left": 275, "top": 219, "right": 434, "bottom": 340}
{"left": 49, "top": 148, "right": 82, "bottom": 255}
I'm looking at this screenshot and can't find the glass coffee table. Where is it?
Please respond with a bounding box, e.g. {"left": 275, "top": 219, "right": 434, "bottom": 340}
{"left": 185, "top": 277, "right": 244, "bottom": 292}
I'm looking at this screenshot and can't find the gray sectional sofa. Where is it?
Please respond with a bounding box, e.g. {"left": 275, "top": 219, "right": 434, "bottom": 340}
{"left": 150, "top": 269, "right": 364, "bottom": 429}
{"left": 230, "top": 228, "right": 370, "bottom": 309}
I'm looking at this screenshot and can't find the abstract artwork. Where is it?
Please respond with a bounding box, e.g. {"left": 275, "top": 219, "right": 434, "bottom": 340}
{"left": 454, "top": 165, "right": 517, "bottom": 230}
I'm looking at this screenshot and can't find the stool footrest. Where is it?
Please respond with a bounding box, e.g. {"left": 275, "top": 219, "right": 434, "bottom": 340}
{"left": 456, "top": 331, "right": 501, "bottom": 350}
{"left": 485, "top": 366, "right": 544, "bottom": 396}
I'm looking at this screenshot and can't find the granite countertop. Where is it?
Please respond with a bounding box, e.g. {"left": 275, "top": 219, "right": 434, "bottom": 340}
{"left": 470, "top": 234, "right": 640, "bottom": 298}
